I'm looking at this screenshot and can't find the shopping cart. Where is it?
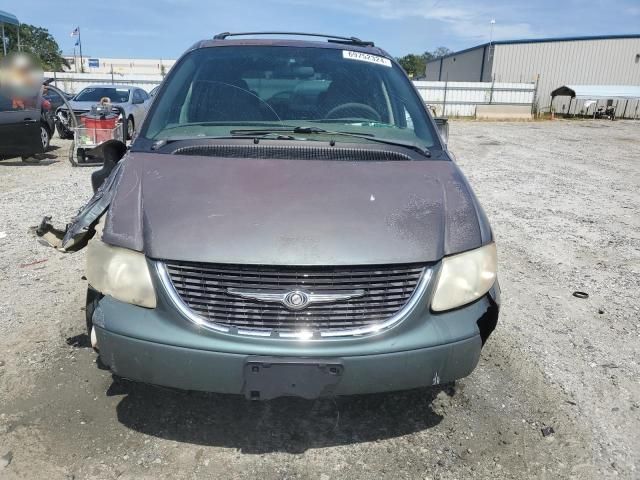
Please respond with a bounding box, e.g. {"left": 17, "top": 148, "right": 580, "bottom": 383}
{"left": 68, "top": 104, "right": 127, "bottom": 167}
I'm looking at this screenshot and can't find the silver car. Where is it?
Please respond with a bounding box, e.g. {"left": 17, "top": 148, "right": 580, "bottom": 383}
{"left": 56, "top": 84, "right": 152, "bottom": 139}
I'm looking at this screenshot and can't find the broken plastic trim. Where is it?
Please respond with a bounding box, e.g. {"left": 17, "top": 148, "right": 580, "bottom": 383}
{"left": 35, "top": 160, "right": 125, "bottom": 252}
{"left": 476, "top": 294, "right": 499, "bottom": 345}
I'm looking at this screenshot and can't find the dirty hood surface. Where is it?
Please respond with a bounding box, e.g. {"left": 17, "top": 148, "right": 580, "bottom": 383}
{"left": 102, "top": 152, "right": 489, "bottom": 265}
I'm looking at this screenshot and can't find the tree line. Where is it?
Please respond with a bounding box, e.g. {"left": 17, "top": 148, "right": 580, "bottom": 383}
{"left": 397, "top": 47, "right": 452, "bottom": 78}
{"left": 1, "top": 24, "right": 69, "bottom": 71}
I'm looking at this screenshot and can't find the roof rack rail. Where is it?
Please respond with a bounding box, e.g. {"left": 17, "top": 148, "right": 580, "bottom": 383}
{"left": 213, "top": 31, "right": 374, "bottom": 47}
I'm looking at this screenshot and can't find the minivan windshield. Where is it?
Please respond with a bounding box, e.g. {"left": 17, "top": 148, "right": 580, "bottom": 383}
{"left": 75, "top": 87, "right": 130, "bottom": 103}
{"left": 142, "top": 45, "right": 438, "bottom": 149}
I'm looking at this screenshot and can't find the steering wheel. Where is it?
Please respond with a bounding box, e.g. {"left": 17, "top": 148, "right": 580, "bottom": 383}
{"left": 325, "top": 102, "right": 382, "bottom": 122}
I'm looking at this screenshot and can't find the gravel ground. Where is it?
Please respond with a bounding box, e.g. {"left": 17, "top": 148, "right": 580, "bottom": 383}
{"left": 0, "top": 120, "right": 638, "bottom": 479}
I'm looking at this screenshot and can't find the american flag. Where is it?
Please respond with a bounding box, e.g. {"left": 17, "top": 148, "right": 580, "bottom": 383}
{"left": 70, "top": 27, "right": 79, "bottom": 37}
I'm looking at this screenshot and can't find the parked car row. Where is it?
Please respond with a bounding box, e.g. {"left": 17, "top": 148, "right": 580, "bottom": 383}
{"left": 42, "top": 85, "right": 74, "bottom": 111}
{"left": 0, "top": 88, "right": 55, "bottom": 161}
{"left": 0, "top": 83, "right": 155, "bottom": 161}
{"left": 55, "top": 85, "right": 153, "bottom": 140}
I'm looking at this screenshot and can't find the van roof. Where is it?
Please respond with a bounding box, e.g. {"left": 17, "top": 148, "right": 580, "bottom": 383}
{"left": 192, "top": 37, "right": 390, "bottom": 58}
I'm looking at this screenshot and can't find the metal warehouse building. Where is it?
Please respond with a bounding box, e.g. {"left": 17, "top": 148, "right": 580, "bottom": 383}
{"left": 425, "top": 34, "right": 640, "bottom": 116}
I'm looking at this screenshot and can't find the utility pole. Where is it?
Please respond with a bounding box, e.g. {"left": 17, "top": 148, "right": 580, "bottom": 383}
{"left": 489, "top": 19, "right": 496, "bottom": 45}
{"left": 488, "top": 19, "right": 496, "bottom": 63}
{"left": 78, "top": 27, "right": 84, "bottom": 73}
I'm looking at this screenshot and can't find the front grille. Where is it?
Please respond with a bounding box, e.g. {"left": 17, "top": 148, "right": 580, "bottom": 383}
{"left": 162, "top": 261, "right": 427, "bottom": 336}
{"left": 58, "top": 108, "right": 120, "bottom": 124}
{"left": 57, "top": 109, "right": 88, "bottom": 124}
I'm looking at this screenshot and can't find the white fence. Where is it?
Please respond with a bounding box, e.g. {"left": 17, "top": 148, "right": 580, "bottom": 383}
{"left": 45, "top": 72, "right": 163, "bottom": 94}
{"left": 413, "top": 81, "right": 537, "bottom": 117}
{"left": 46, "top": 73, "right": 537, "bottom": 118}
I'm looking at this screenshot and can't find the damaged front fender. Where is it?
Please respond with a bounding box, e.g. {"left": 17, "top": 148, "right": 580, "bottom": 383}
{"left": 35, "top": 160, "right": 125, "bottom": 252}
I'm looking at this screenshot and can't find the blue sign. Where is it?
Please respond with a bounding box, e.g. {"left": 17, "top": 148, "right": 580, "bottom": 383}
{"left": 88, "top": 58, "right": 99, "bottom": 68}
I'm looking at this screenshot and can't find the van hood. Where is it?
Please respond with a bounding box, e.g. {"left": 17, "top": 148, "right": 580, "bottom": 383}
{"left": 102, "top": 152, "right": 491, "bottom": 265}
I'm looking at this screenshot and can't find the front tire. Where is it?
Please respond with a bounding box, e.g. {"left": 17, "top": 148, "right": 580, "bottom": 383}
{"left": 56, "top": 121, "right": 73, "bottom": 140}
{"left": 68, "top": 139, "right": 78, "bottom": 166}
{"left": 40, "top": 124, "right": 51, "bottom": 151}
{"left": 127, "top": 117, "right": 134, "bottom": 140}
{"left": 86, "top": 286, "right": 104, "bottom": 351}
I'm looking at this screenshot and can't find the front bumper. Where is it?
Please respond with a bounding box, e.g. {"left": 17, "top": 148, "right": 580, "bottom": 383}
{"left": 92, "top": 273, "right": 499, "bottom": 397}
{"left": 96, "top": 326, "right": 482, "bottom": 396}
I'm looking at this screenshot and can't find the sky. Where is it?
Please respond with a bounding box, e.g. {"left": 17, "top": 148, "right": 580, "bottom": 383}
{"left": 4, "top": 0, "right": 640, "bottom": 59}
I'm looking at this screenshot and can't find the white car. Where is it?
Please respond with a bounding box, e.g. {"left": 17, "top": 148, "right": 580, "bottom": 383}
{"left": 56, "top": 84, "right": 152, "bottom": 139}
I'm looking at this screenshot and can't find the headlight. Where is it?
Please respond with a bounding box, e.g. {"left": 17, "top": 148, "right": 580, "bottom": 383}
{"left": 431, "top": 243, "right": 497, "bottom": 312}
{"left": 86, "top": 240, "right": 156, "bottom": 308}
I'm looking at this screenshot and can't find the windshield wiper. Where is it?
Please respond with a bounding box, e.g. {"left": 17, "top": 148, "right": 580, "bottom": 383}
{"left": 161, "top": 121, "right": 298, "bottom": 132}
{"left": 153, "top": 128, "right": 431, "bottom": 158}
{"left": 151, "top": 133, "right": 308, "bottom": 150}
{"left": 230, "top": 126, "right": 372, "bottom": 135}
{"left": 230, "top": 126, "right": 431, "bottom": 157}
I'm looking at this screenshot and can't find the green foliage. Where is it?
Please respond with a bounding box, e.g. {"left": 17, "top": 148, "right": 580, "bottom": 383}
{"left": 397, "top": 47, "right": 453, "bottom": 78}
{"left": 430, "top": 47, "right": 453, "bottom": 59}
{"left": 397, "top": 54, "right": 426, "bottom": 78}
{"left": 2, "top": 24, "right": 69, "bottom": 71}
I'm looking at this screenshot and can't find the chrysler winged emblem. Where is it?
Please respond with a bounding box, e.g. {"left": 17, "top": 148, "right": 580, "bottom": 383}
{"left": 226, "top": 288, "right": 366, "bottom": 310}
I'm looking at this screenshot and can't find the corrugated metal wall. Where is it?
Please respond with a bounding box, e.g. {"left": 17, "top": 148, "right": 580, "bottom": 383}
{"left": 426, "top": 37, "right": 640, "bottom": 118}
{"left": 62, "top": 57, "right": 175, "bottom": 76}
{"left": 414, "top": 81, "right": 535, "bottom": 116}
{"left": 424, "top": 59, "right": 441, "bottom": 81}
{"left": 425, "top": 47, "right": 492, "bottom": 82}
{"left": 492, "top": 38, "right": 640, "bottom": 117}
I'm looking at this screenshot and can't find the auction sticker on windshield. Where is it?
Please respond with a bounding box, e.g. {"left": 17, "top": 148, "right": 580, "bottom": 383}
{"left": 342, "top": 50, "right": 392, "bottom": 67}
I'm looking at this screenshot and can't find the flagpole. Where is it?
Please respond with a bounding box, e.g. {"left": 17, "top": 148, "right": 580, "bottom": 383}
{"left": 78, "top": 27, "right": 84, "bottom": 73}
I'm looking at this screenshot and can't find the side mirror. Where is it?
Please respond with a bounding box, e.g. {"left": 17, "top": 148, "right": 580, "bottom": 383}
{"left": 133, "top": 96, "right": 144, "bottom": 104}
{"left": 434, "top": 117, "right": 449, "bottom": 146}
